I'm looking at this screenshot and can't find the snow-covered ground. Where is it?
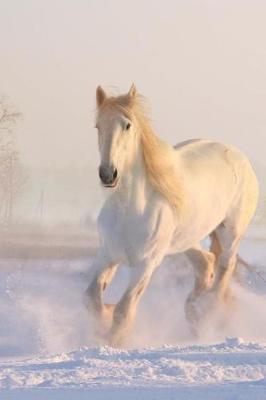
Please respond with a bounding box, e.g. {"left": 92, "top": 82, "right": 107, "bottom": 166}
{"left": 0, "top": 233, "right": 266, "bottom": 399}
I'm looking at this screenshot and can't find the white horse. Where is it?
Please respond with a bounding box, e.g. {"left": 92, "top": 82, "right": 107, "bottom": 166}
{"left": 85, "top": 84, "right": 259, "bottom": 346}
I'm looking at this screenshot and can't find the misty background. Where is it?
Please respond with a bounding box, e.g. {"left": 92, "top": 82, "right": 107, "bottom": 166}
{"left": 0, "top": 0, "right": 266, "bottom": 358}
{"left": 0, "top": 0, "right": 266, "bottom": 226}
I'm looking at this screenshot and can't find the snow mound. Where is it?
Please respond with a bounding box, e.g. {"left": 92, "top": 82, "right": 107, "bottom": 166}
{"left": 0, "top": 338, "right": 265, "bottom": 391}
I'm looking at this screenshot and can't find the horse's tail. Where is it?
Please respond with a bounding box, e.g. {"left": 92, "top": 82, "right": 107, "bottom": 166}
{"left": 236, "top": 255, "right": 266, "bottom": 284}
{"left": 237, "top": 255, "right": 254, "bottom": 271}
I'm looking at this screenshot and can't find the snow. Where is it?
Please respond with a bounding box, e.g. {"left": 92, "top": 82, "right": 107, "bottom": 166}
{"left": 1, "top": 341, "right": 266, "bottom": 399}
{"left": 0, "top": 233, "right": 266, "bottom": 399}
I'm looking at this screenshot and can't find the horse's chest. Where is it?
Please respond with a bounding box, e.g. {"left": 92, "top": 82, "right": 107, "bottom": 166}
{"left": 98, "top": 204, "right": 168, "bottom": 263}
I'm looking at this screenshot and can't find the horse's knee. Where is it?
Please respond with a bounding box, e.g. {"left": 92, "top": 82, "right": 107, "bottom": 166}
{"left": 85, "top": 262, "right": 118, "bottom": 304}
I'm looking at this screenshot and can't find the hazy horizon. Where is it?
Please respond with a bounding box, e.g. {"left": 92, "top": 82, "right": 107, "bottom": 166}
{"left": 1, "top": 0, "right": 266, "bottom": 170}
{"left": 1, "top": 0, "right": 266, "bottom": 224}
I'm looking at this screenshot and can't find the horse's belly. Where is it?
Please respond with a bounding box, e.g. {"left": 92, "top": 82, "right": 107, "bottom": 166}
{"left": 169, "top": 216, "right": 222, "bottom": 253}
{"left": 169, "top": 192, "right": 233, "bottom": 253}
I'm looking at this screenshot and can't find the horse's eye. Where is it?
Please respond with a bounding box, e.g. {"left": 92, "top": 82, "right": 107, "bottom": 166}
{"left": 125, "top": 122, "right": 131, "bottom": 131}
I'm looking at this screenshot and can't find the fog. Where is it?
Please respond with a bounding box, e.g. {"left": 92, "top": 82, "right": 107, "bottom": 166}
{"left": 1, "top": 1, "right": 266, "bottom": 165}
{"left": 1, "top": 0, "right": 266, "bottom": 223}
{"left": 0, "top": 2, "right": 266, "bottom": 375}
{"left": 1, "top": 236, "right": 266, "bottom": 356}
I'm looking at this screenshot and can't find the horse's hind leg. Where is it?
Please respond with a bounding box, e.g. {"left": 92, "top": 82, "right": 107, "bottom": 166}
{"left": 210, "top": 231, "right": 222, "bottom": 264}
{"left": 211, "top": 222, "right": 242, "bottom": 302}
{"left": 212, "top": 195, "right": 257, "bottom": 303}
{"left": 184, "top": 246, "right": 215, "bottom": 334}
{"left": 213, "top": 168, "right": 258, "bottom": 301}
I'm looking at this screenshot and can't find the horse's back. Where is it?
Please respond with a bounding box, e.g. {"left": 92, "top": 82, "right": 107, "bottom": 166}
{"left": 174, "top": 139, "right": 256, "bottom": 181}
{"left": 174, "top": 138, "right": 242, "bottom": 159}
{"left": 174, "top": 138, "right": 202, "bottom": 150}
{"left": 174, "top": 138, "right": 259, "bottom": 227}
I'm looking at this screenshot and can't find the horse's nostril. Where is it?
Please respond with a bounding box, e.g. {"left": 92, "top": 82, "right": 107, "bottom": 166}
{"left": 99, "top": 167, "right": 105, "bottom": 182}
{"left": 113, "top": 169, "right": 118, "bottom": 180}
{"left": 99, "top": 166, "right": 118, "bottom": 185}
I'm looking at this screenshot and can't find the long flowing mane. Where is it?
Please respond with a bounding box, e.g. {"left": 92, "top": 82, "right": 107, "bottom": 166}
{"left": 98, "top": 93, "right": 183, "bottom": 211}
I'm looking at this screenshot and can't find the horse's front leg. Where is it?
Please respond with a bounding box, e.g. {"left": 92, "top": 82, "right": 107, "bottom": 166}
{"left": 84, "top": 251, "right": 118, "bottom": 337}
{"left": 109, "top": 261, "right": 155, "bottom": 347}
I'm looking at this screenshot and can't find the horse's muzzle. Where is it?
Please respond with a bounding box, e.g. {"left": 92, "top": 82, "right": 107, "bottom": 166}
{"left": 99, "top": 165, "right": 118, "bottom": 187}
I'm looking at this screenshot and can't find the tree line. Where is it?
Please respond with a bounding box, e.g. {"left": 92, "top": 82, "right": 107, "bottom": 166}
{"left": 0, "top": 97, "right": 25, "bottom": 225}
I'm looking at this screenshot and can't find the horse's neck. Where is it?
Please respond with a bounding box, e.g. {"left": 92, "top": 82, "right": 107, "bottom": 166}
{"left": 114, "top": 146, "right": 153, "bottom": 212}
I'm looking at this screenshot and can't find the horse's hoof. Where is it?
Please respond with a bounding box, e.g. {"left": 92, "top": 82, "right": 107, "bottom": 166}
{"left": 102, "top": 303, "right": 115, "bottom": 327}
{"left": 108, "top": 334, "right": 124, "bottom": 348}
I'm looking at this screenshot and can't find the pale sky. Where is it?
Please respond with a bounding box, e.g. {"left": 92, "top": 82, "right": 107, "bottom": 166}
{"left": 1, "top": 0, "right": 266, "bottom": 170}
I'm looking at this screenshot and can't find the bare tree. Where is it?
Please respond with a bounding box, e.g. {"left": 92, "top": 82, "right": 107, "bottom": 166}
{"left": 0, "top": 97, "right": 26, "bottom": 225}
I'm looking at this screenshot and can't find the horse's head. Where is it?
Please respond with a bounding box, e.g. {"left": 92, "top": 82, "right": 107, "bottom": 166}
{"left": 95, "top": 84, "right": 138, "bottom": 189}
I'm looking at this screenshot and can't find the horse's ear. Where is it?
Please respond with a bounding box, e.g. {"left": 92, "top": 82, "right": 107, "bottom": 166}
{"left": 128, "top": 83, "right": 137, "bottom": 99}
{"left": 96, "top": 86, "right": 106, "bottom": 107}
